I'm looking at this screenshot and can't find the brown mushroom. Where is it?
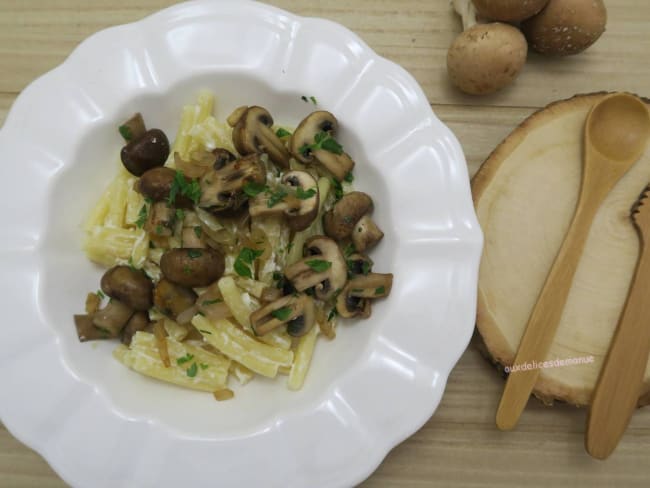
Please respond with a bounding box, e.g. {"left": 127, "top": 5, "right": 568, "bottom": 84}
{"left": 160, "top": 248, "right": 225, "bottom": 288}
{"left": 323, "top": 192, "right": 384, "bottom": 252}
{"left": 284, "top": 236, "right": 347, "bottom": 301}
{"left": 472, "top": 0, "right": 549, "bottom": 22}
{"left": 118, "top": 113, "right": 146, "bottom": 142}
{"left": 229, "top": 106, "right": 291, "bottom": 169}
{"left": 289, "top": 111, "right": 355, "bottom": 181}
{"left": 447, "top": 0, "right": 528, "bottom": 95}
{"left": 120, "top": 128, "right": 170, "bottom": 177}
{"left": 100, "top": 265, "right": 153, "bottom": 312}
{"left": 153, "top": 278, "right": 197, "bottom": 319}
{"left": 91, "top": 299, "right": 134, "bottom": 336}
{"left": 137, "top": 167, "right": 195, "bottom": 208}
{"left": 521, "top": 0, "right": 607, "bottom": 56}
{"left": 121, "top": 312, "right": 150, "bottom": 346}
{"left": 346, "top": 253, "right": 374, "bottom": 277}
{"left": 336, "top": 273, "right": 393, "bottom": 319}
{"left": 249, "top": 170, "right": 320, "bottom": 231}
{"left": 249, "top": 293, "right": 316, "bottom": 337}
{"left": 145, "top": 201, "right": 175, "bottom": 237}
{"left": 199, "top": 153, "right": 266, "bottom": 213}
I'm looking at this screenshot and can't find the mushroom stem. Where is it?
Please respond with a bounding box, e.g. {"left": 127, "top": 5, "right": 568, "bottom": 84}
{"left": 452, "top": 0, "right": 479, "bottom": 29}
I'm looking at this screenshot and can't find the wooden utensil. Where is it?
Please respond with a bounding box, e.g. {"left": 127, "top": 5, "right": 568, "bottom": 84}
{"left": 496, "top": 93, "right": 650, "bottom": 431}
{"left": 585, "top": 184, "right": 650, "bottom": 459}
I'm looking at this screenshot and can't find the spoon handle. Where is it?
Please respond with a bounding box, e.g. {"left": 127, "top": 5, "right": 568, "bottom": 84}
{"left": 496, "top": 191, "right": 602, "bottom": 431}
{"left": 586, "top": 241, "right": 650, "bottom": 459}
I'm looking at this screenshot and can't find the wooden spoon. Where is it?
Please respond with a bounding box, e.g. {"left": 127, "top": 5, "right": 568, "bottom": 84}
{"left": 496, "top": 93, "right": 650, "bottom": 431}
{"left": 586, "top": 184, "right": 650, "bottom": 459}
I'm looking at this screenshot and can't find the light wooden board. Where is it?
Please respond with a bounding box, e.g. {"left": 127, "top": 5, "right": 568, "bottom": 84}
{"left": 2, "top": 1, "right": 650, "bottom": 487}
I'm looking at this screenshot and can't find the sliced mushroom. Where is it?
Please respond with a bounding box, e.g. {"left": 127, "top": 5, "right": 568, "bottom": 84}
{"left": 153, "top": 278, "right": 197, "bottom": 319}
{"left": 289, "top": 111, "right": 354, "bottom": 181}
{"left": 323, "top": 192, "right": 384, "bottom": 252}
{"left": 100, "top": 265, "right": 153, "bottom": 312}
{"left": 92, "top": 299, "right": 134, "bottom": 336}
{"left": 336, "top": 273, "right": 393, "bottom": 319}
{"left": 284, "top": 236, "right": 347, "bottom": 301}
{"left": 160, "top": 248, "right": 225, "bottom": 287}
{"left": 229, "top": 106, "right": 291, "bottom": 169}
{"left": 121, "top": 311, "right": 150, "bottom": 346}
{"left": 118, "top": 113, "right": 146, "bottom": 142}
{"left": 74, "top": 314, "right": 113, "bottom": 342}
{"left": 346, "top": 253, "right": 374, "bottom": 277}
{"left": 249, "top": 293, "right": 315, "bottom": 337}
{"left": 249, "top": 170, "right": 320, "bottom": 231}
{"left": 145, "top": 200, "right": 175, "bottom": 237}
{"left": 199, "top": 153, "right": 266, "bottom": 213}
{"left": 120, "top": 128, "right": 170, "bottom": 176}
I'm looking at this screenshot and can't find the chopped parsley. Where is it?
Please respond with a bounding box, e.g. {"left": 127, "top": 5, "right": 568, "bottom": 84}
{"left": 96, "top": 290, "right": 105, "bottom": 300}
{"left": 331, "top": 178, "right": 344, "bottom": 201}
{"left": 199, "top": 329, "right": 212, "bottom": 335}
{"left": 271, "top": 306, "right": 293, "bottom": 321}
{"left": 187, "top": 249, "right": 202, "bottom": 259}
{"left": 135, "top": 204, "right": 148, "bottom": 228}
{"left": 362, "top": 261, "right": 371, "bottom": 276}
{"left": 186, "top": 362, "right": 198, "bottom": 378}
{"left": 275, "top": 128, "right": 292, "bottom": 138}
{"left": 183, "top": 265, "right": 192, "bottom": 275}
{"left": 301, "top": 95, "right": 309, "bottom": 103}
{"left": 193, "top": 226, "right": 202, "bottom": 238}
{"left": 375, "top": 286, "right": 386, "bottom": 295}
{"left": 200, "top": 363, "right": 209, "bottom": 370}
{"left": 155, "top": 224, "right": 164, "bottom": 235}
{"left": 168, "top": 170, "right": 201, "bottom": 206}
{"left": 299, "top": 131, "right": 343, "bottom": 157}
{"left": 306, "top": 259, "right": 332, "bottom": 272}
{"left": 118, "top": 124, "right": 132, "bottom": 141}
{"left": 177, "top": 353, "right": 194, "bottom": 365}
{"left": 309, "top": 96, "right": 318, "bottom": 105}
{"left": 296, "top": 187, "right": 317, "bottom": 200}
{"left": 343, "top": 243, "right": 356, "bottom": 257}
{"left": 344, "top": 171, "right": 354, "bottom": 183}
{"left": 175, "top": 208, "right": 185, "bottom": 222}
{"left": 243, "top": 181, "right": 267, "bottom": 198}
{"left": 202, "top": 299, "right": 222, "bottom": 306}
{"left": 234, "top": 247, "right": 264, "bottom": 279}
{"left": 267, "top": 188, "right": 288, "bottom": 208}
{"left": 327, "top": 308, "right": 337, "bottom": 321}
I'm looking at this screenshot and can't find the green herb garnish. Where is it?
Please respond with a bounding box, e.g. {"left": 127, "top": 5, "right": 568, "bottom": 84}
{"left": 202, "top": 299, "right": 222, "bottom": 306}
{"left": 177, "top": 353, "right": 194, "bottom": 365}
{"left": 200, "top": 363, "right": 209, "bottom": 370}
{"left": 343, "top": 243, "right": 356, "bottom": 257}
{"left": 193, "top": 226, "right": 202, "bottom": 238}
{"left": 275, "top": 128, "right": 292, "bottom": 138}
{"left": 375, "top": 286, "right": 386, "bottom": 295}
{"left": 299, "top": 131, "right": 343, "bottom": 157}
{"left": 186, "top": 362, "right": 198, "bottom": 378}
{"left": 118, "top": 124, "right": 132, "bottom": 141}
{"left": 344, "top": 172, "right": 354, "bottom": 183}
{"left": 271, "top": 306, "right": 293, "bottom": 321}
{"left": 309, "top": 96, "right": 318, "bottom": 105}
{"left": 243, "top": 181, "right": 267, "bottom": 198}
{"left": 135, "top": 204, "right": 148, "bottom": 228}
{"left": 331, "top": 178, "right": 344, "bottom": 201}
{"left": 199, "top": 329, "right": 212, "bottom": 335}
{"left": 327, "top": 308, "right": 337, "bottom": 321}
{"left": 175, "top": 208, "right": 185, "bottom": 222}
{"left": 96, "top": 290, "right": 105, "bottom": 300}
{"left": 361, "top": 261, "right": 371, "bottom": 276}
{"left": 306, "top": 259, "right": 332, "bottom": 272}
{"left": 187, "top": 249, "right": 202, "bottom": 259}
{"left": 183, "top": 265, "right": 192, "bottom": 275}
{"left": 301, "top": 96, "right": 309, "bottom": 103}
{"left": 128, "top": 256, "right": 137, "bottom": 271}
{"left": 234, "top": 247, "right": 264, "bottom": 279}
{"left": 296, "top": 187, "right": 317, "bottom": 200}
{"left": 155, "top": 224, "right": 164, "bottom": 235}
{"left": 267, "top": 188, "right": 288, "bottom": 208}
{"left": 168, "top": 170, "right": 202, "bottom": 206}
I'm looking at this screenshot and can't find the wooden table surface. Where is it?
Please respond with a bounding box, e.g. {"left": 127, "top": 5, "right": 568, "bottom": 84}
{"left": 2, "top": 1, "right": 650, "bottom": 486}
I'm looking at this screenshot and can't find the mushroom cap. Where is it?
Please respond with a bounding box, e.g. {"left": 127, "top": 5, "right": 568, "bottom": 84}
{"left": 100, "top": 265, "right": 153, "bottom": 312}
{"left": 521, "top": 0, "right": 607, "bottom": 56}
{"left": 323, "top": 191, "right": 374, "bottom": 240}
{"left": 447, "top": 22, "right": 527, "bottom": 95}
{"left": 153, "top": 278, "right": 197, "bottom": 319}
{"left": 231, "top": 106, "right": 291, "bottom": 169}
{"left": 472, "top": 0, "right": 549, "bottom": 22}
{"left": 120, "top": 128, "right": 170, "bottom": 176}
{"left": 351, "top": 214, "right": 385, "bottom": 253}
{"left": 289, "top": 111, "right": 339, "bottom": 164}
{"left": 283, "top": 171, "right": 320, "bottom": 231}
{"left": 160, "top": 248, "right": 225, "bottom": 288}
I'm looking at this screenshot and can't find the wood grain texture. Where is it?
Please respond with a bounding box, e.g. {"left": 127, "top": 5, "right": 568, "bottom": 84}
{"left": 1, "top": 1, "right": 650, "bottom": 487}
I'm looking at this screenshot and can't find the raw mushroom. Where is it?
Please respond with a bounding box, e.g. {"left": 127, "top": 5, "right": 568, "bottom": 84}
{"left": 323, "top": 192, "right": 384, "bottom": 252}
{"left": 289, "top": 111, "right": 355, "bottom": 182}
{"left": 153, "top": 278, "right": 197, "bottom": 319}
{"left": 447, "top": 0, "right": 528, "bottom": 95}
{"left": 228, "top": 106, "right": 291, "bottom": 169}
{"left": 336, "top": 273, "right": 393, "bottom": 319}
{"left": 160, "top": 248, "right": 225, "bottom": 288}
{"left": 249, "top": 170, "right": 320, "bottom": 231}
{"left": 199, "top": 153, "right": 266, "bottom": 213}
{"left": 521, "top": 0, "right": 607, "bottom": 56}
{"left": 472, "top": 0, "right": 549, "bottom": 22}
{"left": 100, "top": 265, "right": 153, "bottom": 311}
{"left": 119, "top": 113, "right": 170, "bottom": 176}
{"left": 249, "top": 293, "right": 316, "bottom": 337}
{"left": 284, "top": 236, "right": 347, "bottom": 301}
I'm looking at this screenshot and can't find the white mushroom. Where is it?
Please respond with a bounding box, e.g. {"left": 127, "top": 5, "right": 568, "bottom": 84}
{"left": 447, "top": 0, "right": 528, "bottom": 95}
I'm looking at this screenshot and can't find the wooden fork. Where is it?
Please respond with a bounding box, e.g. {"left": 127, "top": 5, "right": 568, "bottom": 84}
{"left": 586, "top": 184, "right": 650, "bottom": 459}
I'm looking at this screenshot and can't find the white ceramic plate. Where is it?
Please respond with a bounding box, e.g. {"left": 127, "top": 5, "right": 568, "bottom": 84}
{"left": 0, "top": 1, "right": 482, "bottom": 486}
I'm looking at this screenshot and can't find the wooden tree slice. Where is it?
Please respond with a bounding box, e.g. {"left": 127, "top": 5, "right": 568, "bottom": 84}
{"left": 473, "top": 93, "right": 650, "bottom": 407}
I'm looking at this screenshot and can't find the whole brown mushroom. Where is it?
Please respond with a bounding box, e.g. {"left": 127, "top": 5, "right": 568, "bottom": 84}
{"left": 447, "top": 0, "right": 528, "bottom": 95}
{"left": 472, "top": 0, "right": 549, "bottom": 22}
{"left": 521, "top": 0, "right": 607, "bottom": 56}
